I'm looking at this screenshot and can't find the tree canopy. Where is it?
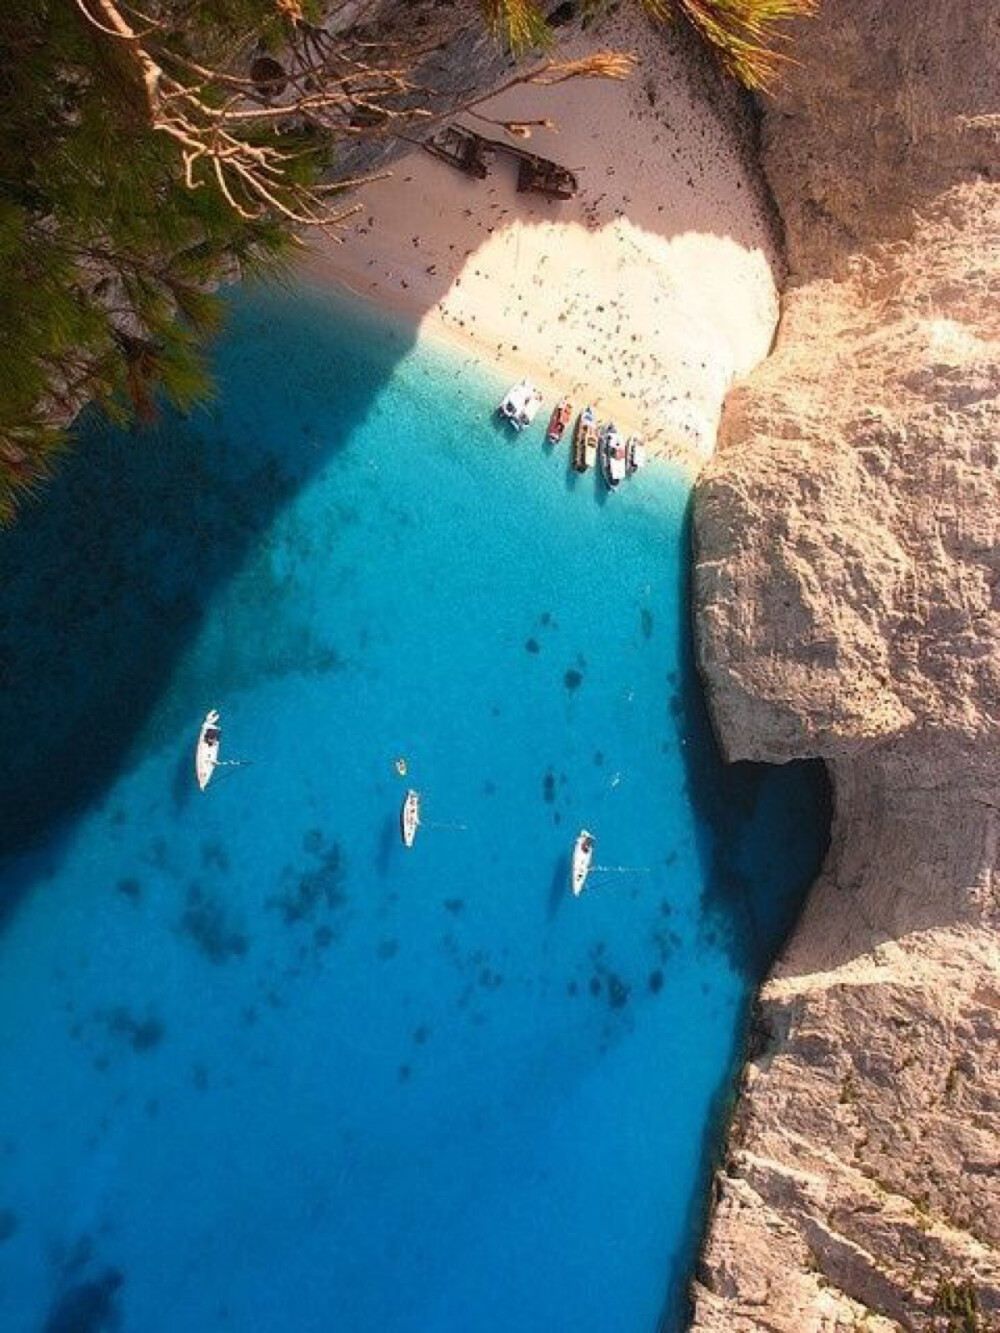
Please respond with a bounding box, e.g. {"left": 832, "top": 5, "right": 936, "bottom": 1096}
{"left": 0, "top": 0, "right": 815, "bottom": 521}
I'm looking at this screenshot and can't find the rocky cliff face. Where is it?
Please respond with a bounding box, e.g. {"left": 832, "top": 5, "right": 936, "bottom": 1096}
{"left": 690, "top": 2, "right": 1000, "bottom": 1329}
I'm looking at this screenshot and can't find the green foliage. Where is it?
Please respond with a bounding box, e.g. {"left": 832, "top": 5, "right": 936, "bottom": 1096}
{"left": 488, "top": 0, "right": 817, "bottom": 84}
{"left": 839, "top": 1070, "right": 859, "bottom": 1104}
{"left": 0, "top": 0, "right": 296, "bottom": 520}
{"left": 663, "top": 1, "right": 818, "bottom": 88}
{"left": 483, "top": 0, "right": 554, "bottom": 53}
{"left": 0, "top": 0, "right": 816, "bottom": 520}
{"left": 933, "top": 1276, "right": 981, "bottom": 1333}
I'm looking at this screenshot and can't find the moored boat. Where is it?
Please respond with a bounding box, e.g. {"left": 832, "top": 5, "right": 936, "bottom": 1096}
{"left": 499, "top": 379, "right": 529, "bottom": 425}
{"left": 626, "top": 433, "right": 647, "bottom": 473}
{"left": 498, "top": 379, "right": 543, "bottom": 431}
{"left": 400, "top": 788, "right": 421, "bottom": 848}
{"left": 195, "top": 709, "right": 221, "bottom": 791}
{"left": 584, "top": 422, "right": 598, "bottom": 470}
{"left": 571, "top": 829, "right": 594, "bottom": 896}
{"left": 521, "top": 387, "right": 543, "bottom": 428}
{"left": 546, "top": 397, "right": 572, "bottom": 445}
{"left": 572, "top": 407, "right": 598, "bottom": 472}
{"left": 599, "top": 422, "right": 627, "bottom": 490}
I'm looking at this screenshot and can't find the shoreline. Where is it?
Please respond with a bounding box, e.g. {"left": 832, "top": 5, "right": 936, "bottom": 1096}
{"left": 297, "top": 9, "right": 781, "bottom": 477}
{"left": 299, "top": 257, "right": 707, "bottom": 477}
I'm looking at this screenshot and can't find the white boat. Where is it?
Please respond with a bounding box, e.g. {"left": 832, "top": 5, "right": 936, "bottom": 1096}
{"left": 600, "top": 423, "right": 627, "bottom": 490}
{"left": 573, "top": 406, "right": 598, "bottom": 472}
{"left": 571, "top": 829, "right": 594, "bottom": 896}
{"left": 626, "top": 433, "right": 647, "bottom": 473}
{"left": 195, "top": 709, "right": 221, "bottom": 791}
{"left": 521, "top": 387, "right": 543, "bottom": 428}
{"left": 498, "top": 379, "right": 543, "bottom": 431}
{"left": 400, "top": 788, "right": 421, "bottom": 848}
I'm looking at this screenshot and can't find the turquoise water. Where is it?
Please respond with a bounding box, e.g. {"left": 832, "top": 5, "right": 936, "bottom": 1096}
{"left": 0, "top": 286, "right": 828, "bottom": 1332}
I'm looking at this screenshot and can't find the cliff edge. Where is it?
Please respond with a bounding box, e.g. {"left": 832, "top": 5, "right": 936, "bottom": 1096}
{"left": 690, "top": 2, "right": 1000, "bottom": 1329}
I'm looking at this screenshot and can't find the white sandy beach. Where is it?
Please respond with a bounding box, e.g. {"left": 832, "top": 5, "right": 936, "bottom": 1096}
{"left": 299, "top": 10, "right": 780, "bottom": 469}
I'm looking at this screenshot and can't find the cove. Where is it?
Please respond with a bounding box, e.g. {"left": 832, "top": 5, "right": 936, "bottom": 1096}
{"left": 0, "top": 285, "right": 829, "bottom": 1332}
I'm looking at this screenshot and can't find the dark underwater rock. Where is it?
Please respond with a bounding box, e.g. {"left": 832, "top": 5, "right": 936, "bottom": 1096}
{"left": 269, "top": 842, "right": 346, "bottom": 925}
{"left": 42, "top": 1267, "right": 123, "bottom": 1333}
{"left": 180, "top": 885, "right": 249, "bottom": 964}
{"left": 101, "top": 1008, "right": 164, "bottom": 1054}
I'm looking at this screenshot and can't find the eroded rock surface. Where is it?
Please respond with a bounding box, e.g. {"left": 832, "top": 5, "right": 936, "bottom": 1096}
{"left": 691, "top": 1, "right": 1000, "bottom": 1328}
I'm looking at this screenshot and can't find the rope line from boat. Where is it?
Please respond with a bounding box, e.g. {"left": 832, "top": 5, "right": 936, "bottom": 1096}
{"left": 421, "top": 819, "right": 467, "bottom": 833}
{"left": 590, "top": 864, "right": 649, "bottom": 875}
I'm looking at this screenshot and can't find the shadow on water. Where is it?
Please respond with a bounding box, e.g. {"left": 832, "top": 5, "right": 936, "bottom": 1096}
{"left": 546, "top": 851, "right": 570, "bottom": 922}
{"left": 170, "top": 744, "right": 194, "bottom": 814}
{"left": 41, "top": 1265, "right": 124, "bottom": 1333}
{"left": 668, "top": 497, "right": 832, "bottom": 977}
{"left": 654, "top": 495, "right": 832, "bottom": 1330}
{"left": 374, "top": 812, "right": 399, "bottom": 880}
{"left": 654, "top": 1022, "right": 755, "bottom": 1333}
{"left": 0, "top": 282, "right": 832, "bottom": 1329}
{"left": 0, "top": 282, "right": 415, "bottom": 927}
{"left": 563, "top": 452, "right": 582, "bottom": 493}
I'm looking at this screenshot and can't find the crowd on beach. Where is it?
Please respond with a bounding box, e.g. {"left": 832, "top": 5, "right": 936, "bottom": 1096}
{"left": 304, "top": 10, "right": 780, "bottom": 473}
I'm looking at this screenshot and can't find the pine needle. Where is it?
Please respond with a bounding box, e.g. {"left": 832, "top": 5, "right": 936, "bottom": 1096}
{"left": 641, "top": 0, "right": 818, "bottom": 90}
{"left": 482, "top": 0, "right": 552, "bottom": 54}
{"left": 531, "top": 51, "right": 637, "bottom": 84}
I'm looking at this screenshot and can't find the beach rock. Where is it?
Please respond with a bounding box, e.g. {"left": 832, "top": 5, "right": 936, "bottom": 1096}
{"left": 691, "top": 0, "right": 1000, "bottom": 1328}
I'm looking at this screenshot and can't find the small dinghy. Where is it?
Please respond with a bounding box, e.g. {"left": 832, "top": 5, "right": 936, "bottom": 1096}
{"left": 546, "top": 397, "right": 572, "bottom": 445}
{"left": 600, "top": 423, "right": 627, "bottom": 490}
{"left": 400, "top": 788, "right": 421, "bottom": 848}
{"left": 571, "top": 829, "right": 594, "bottom": 896}
{"left": 499, "top": 379, "right": 543, "bottom": 431}
{"left": 195, "top": 709, "right": 222, "bottom": 791}
{"left": 626, "top": 433, "right": 647, "bottom": 473}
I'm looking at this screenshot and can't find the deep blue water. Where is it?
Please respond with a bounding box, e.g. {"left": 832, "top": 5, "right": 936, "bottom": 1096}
{"left": 0, "top": 286, "right": 828, "bottom": 1333}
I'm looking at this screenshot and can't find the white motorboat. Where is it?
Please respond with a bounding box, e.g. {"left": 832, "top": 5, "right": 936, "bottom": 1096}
{"left": 195, "top": 709, "right": 221, "bottom": 791}
{"left": 571, "top": 829, "right": 594, "bottom": 896}
{"left": 626, "top": 433, "right": 647, "bottom": 473}
{"left": 498, "top": 379, "right": 543, "bottom": 431}
{"left": 572, "top": 406, "right": 598, "bottom": 472}
{"left": 599, "top": 423, "right": 627, "bottom": 490}
{"left": 400, "top": 788, "right": 421, "bottom": 848}
{"left": 521, "top": 386, "right": 543, "bottom": 428}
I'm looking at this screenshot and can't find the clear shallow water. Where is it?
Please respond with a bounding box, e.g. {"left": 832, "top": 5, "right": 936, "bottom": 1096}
{"left": 0, "top": 286, "right": 828, "bottom": 1332}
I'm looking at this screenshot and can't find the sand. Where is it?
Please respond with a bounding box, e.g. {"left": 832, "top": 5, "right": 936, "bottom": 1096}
{"left": 298, "top": 10, "right": 781, "bottom": 470}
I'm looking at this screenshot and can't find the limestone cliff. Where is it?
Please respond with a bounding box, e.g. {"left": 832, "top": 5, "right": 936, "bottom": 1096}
{"left": 690, "top": 2, "right": 1000, "bottom": 1329}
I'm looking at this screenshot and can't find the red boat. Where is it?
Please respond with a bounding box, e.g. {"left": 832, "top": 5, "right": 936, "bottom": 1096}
{"left": 546, "top": 397, "right": 572, "bottom": 445}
